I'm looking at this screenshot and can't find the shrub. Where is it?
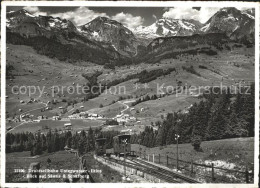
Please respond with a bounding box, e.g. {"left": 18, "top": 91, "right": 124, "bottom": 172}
{"left": 199, "top": 65, "right": 208, "bottom": 69}
{"left": 191, "top": 136, "right": 202, "bottom": 151}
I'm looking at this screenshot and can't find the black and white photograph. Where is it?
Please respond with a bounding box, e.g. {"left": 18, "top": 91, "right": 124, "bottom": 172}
{"left": 1, "top": 1, "right": 259, "bottom": 186}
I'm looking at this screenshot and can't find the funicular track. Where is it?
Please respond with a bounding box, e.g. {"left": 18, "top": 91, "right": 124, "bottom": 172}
{"left": 100, "top": 156, "right": 199, "bottom": 183}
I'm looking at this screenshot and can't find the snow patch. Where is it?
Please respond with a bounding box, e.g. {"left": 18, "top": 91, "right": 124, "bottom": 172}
{"left": 92, "top": 31, "right": 99, "bottom": 37}
{"left": 200, "top": 23, "right": 210, "bottom": 32}
{"left": 61, "top": 22, "right": 68, "bottom": 29}
{"left": 49, "top": 22, "right": 55, "bottom": 27}
{"left": 104, "top": 23, "right": 111, "bottom": 27}
{"left": 25, "top": 12, "right": 35, "bottom": 18}
{"left": 178, "top": 20, "right": 193, "bottom": 31}
{"left": 242, "top": 12, "right": 255, "bottom": 19}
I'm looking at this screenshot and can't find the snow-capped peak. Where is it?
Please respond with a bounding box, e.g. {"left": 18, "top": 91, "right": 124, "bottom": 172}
{"left": 241, "top": 11, "right": 254, "bottom": 19}
{"left": 134, "top": 18, "right": 201, "bottom": 39}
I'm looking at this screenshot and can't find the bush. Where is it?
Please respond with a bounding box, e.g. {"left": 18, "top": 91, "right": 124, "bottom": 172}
{"left": 191, "top": 136, "right": 202, "bottom": 151}
{"left": 182, "top": 66, "right": 201, "bottom": 77}
{"left": 198, "top": 65, "right": 208, "bottom": 69}
{"left": 104, "top": 63, "right": 115, "bottom": 70}
{"left": 105, "top": 119, "right": 118, "bottom": 125}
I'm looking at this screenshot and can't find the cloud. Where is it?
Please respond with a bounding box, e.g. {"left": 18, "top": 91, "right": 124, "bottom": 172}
{"left": 162, "top": 7, "right": 220, "bottom": 23}
{"left": 23, "top": 7, "right": 145, "bottom": 29}
{"left": 111, "top": 12, "right": 144, "bottom": 30}
{"left": 199, "top": 7, "right": 221, "bottom": 23}
{"left": 163, "top": 7, "right": 200, "bottom": 20}
{"left": 24, "top": 6, "right": 47, "bottom": 16}
{"left": 50, "top": 7, "right": 108, "bottom": 26}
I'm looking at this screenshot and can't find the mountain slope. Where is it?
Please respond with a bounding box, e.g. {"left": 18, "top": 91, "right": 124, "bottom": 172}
{"left": 6, "top": 9, "right": 126, "bottom": 65}
{"left": 136, "top": 33, "right": 231, "bottom": 63}
{"left": 202, "top": 7, "right": 254, "bottom": 42}
{"left": 80, "top": 16, "right": 141, "bottom": 56}
{"left": 134, "top": 18, "right": 202, "bottom": 39}
{"left": 6, "top": 8, "right": 255, "bottom": 66}
{"left": 7, "top": 9, "right": 78, "bottom": 40}
{"left": 134, "top": 7, "right": 254, "bottom": 43}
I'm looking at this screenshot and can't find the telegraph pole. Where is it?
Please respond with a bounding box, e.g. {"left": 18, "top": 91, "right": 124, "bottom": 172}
{"left": 122, "top": 138, "right": 128, "bottom": 178}
{"left": 124, "top": 141, "right": 126, "bottom": 177}
{"left": 175, "top": 134, "right": 180, "bottom": 170}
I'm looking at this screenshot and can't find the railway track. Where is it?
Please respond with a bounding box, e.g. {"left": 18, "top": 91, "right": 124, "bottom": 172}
{"left": 133, "top": 158, "right": 200, "bottom": 183}
{"left": 101, "top": 156, "right": 199, "bottom": 183}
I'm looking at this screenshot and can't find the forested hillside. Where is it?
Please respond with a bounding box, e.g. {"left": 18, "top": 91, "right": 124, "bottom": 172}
{"left": 130, "top": 84, "right": 255, "bottom": 149}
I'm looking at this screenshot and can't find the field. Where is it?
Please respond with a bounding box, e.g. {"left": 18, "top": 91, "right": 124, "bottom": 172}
{"left": 9, "top": 119, "right": 104, "bottom": 134}
{"left": 87, "top": 101, "right": 126, "bottom": 118}
{"left": 6, "top": 150, "right": 125, "bottom": 183}
{"left": 6, "top": 150, "right": 79, "bottom": 183}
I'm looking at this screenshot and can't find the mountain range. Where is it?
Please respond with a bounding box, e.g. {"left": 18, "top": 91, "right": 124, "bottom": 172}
{"left": 6, "top": 7, "right": 255, "bottom": 65}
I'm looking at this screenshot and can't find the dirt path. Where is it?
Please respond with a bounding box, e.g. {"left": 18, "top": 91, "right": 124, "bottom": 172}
{"left": 117, "top": 99, "right": 136, "bottom": 115}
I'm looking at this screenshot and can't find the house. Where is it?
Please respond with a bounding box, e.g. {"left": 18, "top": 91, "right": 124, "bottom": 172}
{"left": 64, "top": 123, "right": 72, "bottom": 131}
{"left": 64, "top": 127, "right": 72, "bottom": 131}
{"left": 53, "top": 116, "right": 61, "bottom": 120}
{"left": 129, "top": 117, "right": 136, "bottom": 122}
{"left": 64, "top": 146, "right": 71, "bottom": 151}
{"left": 64, "top": 123, "right": 72, "bottom": 127}
{"left": 123, "top": 114, "right": 129, "bottom": 119}
{"left": 89, "top": 113, "right": 98, "bottom": 118}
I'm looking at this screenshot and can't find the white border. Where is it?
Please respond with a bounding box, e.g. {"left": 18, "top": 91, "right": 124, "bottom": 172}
{"left": 1, "top": 1, "right": 259, "bottom": 188}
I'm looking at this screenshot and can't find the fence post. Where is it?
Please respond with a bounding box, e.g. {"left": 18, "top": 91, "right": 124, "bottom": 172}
{"left": 166, "top": 155, "right": 169, "bottom": 166}
{"left": 211, "top": 163, "right": 215, "bottom": 182}
{"left": 153, "top": 154, "right": 154, "bottom": 163}
{"left": 159, "top": 154, "right": 160, "bottom": 164}
{"left": 245, "top": 165, "right": 249, "bottom": 183}
{"left": 190, "top": 159, "right": 193, "bottom": 175}
{"left": 177, "top": 154, "right": 179, "bottom": 170}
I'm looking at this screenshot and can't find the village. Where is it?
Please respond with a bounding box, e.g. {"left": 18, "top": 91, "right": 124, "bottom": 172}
{"left": 6, "top": 97, "right": 144, "bottom": 136}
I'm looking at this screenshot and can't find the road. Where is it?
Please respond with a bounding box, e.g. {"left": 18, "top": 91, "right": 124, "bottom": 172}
{"left": 118, "top": 99, "right": 136, "bottom": 115}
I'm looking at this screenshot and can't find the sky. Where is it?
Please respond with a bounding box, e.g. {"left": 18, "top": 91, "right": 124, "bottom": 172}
{"left": 7, "top": 6, "right": 248, "bottom": 30}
